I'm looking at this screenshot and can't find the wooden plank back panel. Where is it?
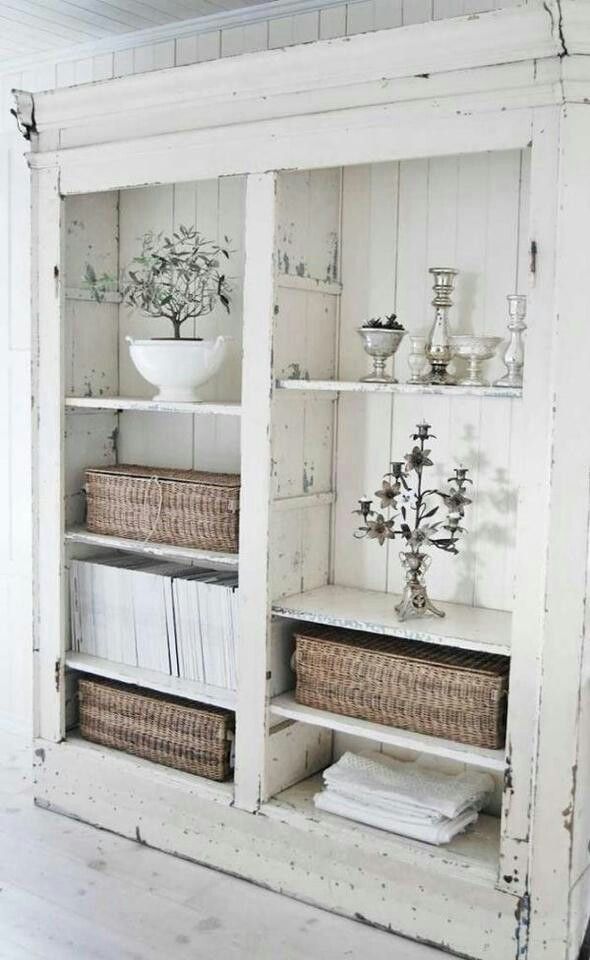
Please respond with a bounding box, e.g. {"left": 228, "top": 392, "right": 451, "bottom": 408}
{"left": 334, "top": 150, "right": 529, "bottom": 612}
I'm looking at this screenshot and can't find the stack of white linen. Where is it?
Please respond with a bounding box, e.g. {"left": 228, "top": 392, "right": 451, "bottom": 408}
{"left": 314, "top": 751, "right": 494, "bottom": 845}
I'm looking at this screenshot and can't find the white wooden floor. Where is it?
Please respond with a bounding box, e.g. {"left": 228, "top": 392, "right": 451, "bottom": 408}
{"left": 0, "top": 731, "right": 447, "bottom": 960}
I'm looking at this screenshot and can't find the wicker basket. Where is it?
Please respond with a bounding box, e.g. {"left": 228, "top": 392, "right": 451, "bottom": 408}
{"left": 293, "top": 626, "right": 509, "bottom": 749}
{"left": 85, "top": 464, "right": 240, "bottom": 552}
{"left": 78, "top": 677, "right": 234, "bottom": 780}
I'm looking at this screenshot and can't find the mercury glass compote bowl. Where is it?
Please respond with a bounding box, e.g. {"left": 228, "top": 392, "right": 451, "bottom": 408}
{"left": 357, "top": 327, "right": 407, "bottom": 383}
{"left": 450, "top": 335, "right": 503, "bottom": 387}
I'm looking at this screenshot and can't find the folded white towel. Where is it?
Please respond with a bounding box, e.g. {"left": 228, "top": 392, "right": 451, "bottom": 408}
{"left": 322, "top": 751, "right": 493, "bottom": 821}
{"left": 314, "top": 790, "right": 478, "bottom": 845}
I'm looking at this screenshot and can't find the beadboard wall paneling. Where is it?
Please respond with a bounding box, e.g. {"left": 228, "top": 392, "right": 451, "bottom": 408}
{"left": 0, "top": 0, "right": 525, "bottom": 733}
{"left": 0, "top": 0, "right": 268, "bottom": 60}
{"left": 334, "top": 150, "right": 529, "bottom": 612}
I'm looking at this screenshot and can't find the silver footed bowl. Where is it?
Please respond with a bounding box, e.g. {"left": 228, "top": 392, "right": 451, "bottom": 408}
{"left": 357, "top": 327, "right": 406, "bottom": 383}
{"left": 450, "top": 335, "right": 503, "bottom": 387}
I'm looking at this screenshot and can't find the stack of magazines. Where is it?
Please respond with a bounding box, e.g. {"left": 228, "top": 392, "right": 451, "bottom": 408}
{"left": 70, "top": 553, "right": 239, "bottom": 689}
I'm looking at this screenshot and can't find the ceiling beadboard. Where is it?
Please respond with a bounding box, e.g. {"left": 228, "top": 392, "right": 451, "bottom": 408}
{"left": 0, "top": 0, "right": 271, "bottom": 60}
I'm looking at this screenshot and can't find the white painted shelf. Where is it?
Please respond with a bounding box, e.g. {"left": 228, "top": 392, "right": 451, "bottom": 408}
{"left": 275, "top": 379, "right": 522, "bottom": 399}
{"left": 65, "top": 396, "right": 241, "bottom": 415}
{"left": 272, "top": 585, "right": 511, "bottom": 656}
{"left": 62, "top": 733, "right": 235, "bottom": 805}
{"left": 263, "top": 774, "right": 500, "bottom": 883}
{"left": 65, "top": 527, "right": 239, "bottom": 568}
{"left": 66, "top": 652, "right": 237, "bottom": 710}
{"left": 270, "top": 692, "right": 505, "bottom": 771}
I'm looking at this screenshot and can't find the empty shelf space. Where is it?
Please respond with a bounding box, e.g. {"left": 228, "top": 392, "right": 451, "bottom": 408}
{"left": 61, "top": 733, "right": 235, "bottom": 805}
{"left": 263, "top": 774, "right": 500, "bottom": 883}
{"left": 65, "top": 527, "right": 239, "bottom": 568}
{"left": 270, "top": 692, "right": 505, "bottom": 771}
{"left": 272, "top": 585, "right": 511, "bottom": 656}
{"left": 66, "top": 652, "right": 237, "bottom": 710}
{"left": 275, "top": 379, "right": 522, "bottom": 399}
{"left": 65, "top": 396, "right": 242, "bottom": 415}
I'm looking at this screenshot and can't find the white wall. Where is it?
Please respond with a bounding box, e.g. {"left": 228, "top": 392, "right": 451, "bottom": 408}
{"left": 0, "top": 0, "right": 522, "bottom": 734}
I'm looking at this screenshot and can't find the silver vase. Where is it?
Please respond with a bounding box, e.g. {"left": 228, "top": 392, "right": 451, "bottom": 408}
{"left": 357, "top": 327, "right": 406, "bottom": 383}
{"left": 407, "top": 335, "right": 429, "bottom": 384}
{"left": 425, "top": 267, "right": 459, "bottom": 385}
{"left": 395, "top": 550, "right": 445, "bottom": 621}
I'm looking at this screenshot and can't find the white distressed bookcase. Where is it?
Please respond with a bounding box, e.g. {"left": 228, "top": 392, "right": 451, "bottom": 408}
{"left": 15, "top": 4, "right": 590, "bottom": 957}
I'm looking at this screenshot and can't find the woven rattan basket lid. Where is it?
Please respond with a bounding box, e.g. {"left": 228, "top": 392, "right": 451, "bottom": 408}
{"left": 85, "top": 464, "right": 240, "bottom": 488}
{"left": 294, "top": 624, "right": 510, "bottom": 679}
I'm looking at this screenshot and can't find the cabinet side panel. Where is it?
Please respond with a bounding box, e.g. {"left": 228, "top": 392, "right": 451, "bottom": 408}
{"left": 234, "top": 173, "right": 276, "bottom": 812}
{"left": 32, "top": 164, "right": 65, "bottom": 742}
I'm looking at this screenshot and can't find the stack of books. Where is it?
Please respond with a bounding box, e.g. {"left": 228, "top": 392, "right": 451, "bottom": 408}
{"left": 70, "top": 553, "right": 239, "bottom": 689}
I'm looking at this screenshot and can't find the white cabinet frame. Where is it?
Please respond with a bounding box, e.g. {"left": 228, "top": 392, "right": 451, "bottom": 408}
{"left": 19, "top": 6, "right": 590, "bottom": 957}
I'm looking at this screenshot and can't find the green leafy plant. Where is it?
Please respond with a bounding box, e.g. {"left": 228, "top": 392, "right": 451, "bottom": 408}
{"left": 84, "top": 225, "right": 232, "bottom": 340}
{"left": 361, "top": 313, "right": 404, "bottom": 331}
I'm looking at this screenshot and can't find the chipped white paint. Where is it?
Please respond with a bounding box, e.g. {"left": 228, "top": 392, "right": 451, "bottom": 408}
{"left": 270, "top": 692, "right": 506, "bottom": 771}
{"left": 33, "top": 733, "right": 518, "bottom": 959}
{"left": 21, "top": 5, "right": 590, "bottom": 960}
{"left": 0, "top": 0, "right": 547, "bottom": 737}
{"left": 272, "top": 584, "right": 512, "bottom": 655}
{"left": 266, "top": 719, "right": 332, "bottom": 796}
{"left": 65, "top": 396, "right": 242, "bottom": 415}
{"left": 65, "top": 652, "right": 237, "bottom": 709}
{"left": 64, "top": 526, "right": 239, "bottom": 567}
{"left": 276, "top": 378, "right": 523, "bottom": 398}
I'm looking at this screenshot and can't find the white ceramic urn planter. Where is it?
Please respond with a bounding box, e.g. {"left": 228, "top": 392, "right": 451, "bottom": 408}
{"left": 126, "top": 335, "right": 233, "bottom": 402}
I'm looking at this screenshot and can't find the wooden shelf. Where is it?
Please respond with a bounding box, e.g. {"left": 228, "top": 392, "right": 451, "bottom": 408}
{"left": 65, "top": 527, "right": 239, "bottom": 568}
{"left": 272, "top": 585, "right": 511, "bottom": 656}
{"left": 62, "top": 733, "right": 235, "bottom": 805}
{"left": 65, "top": 396, "right": 241, "bottom": 415}
{"left": 270, "top": 692, "right": 505, "bottom": 771}
{"left": 66, "top": 652, "right": 237, "bottom": 710}
{"left": 263, "top": 774, "right": 500, "bottom": 883}
{"left": 275, "top": 379, "right": 522, "bottom": 399}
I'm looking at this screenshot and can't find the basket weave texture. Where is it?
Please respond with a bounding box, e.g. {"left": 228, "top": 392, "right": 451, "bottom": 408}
{"left": 294, "top": 626, "right": 509, "bottom": 749}
{"left": 78, "top": 677, "right": 234, "bottom": 780}
{"left": 85, "top": 464, "right": 240, "bottom": 552}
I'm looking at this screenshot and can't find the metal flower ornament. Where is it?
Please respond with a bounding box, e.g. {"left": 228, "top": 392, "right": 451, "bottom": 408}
{"left": 354, "top": 422, "right": 472, "bottom": 621}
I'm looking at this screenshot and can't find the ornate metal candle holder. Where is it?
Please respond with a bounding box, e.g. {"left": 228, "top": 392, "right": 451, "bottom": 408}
{"left": 425, "top": 267, "right": 459, "bottom": 385}
{"left": 353, "top": 422, "right": 472, "bottom": 622}
{"left": 495, "top": 294, "right": 527, "bottom": 388}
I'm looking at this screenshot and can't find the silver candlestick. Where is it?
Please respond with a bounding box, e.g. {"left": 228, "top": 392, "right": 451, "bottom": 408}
{"left": 495, "top": 294, "right": 527, "bottom": 388}
{"left": 425, "top": 267, "right": 458, "bottom": 385}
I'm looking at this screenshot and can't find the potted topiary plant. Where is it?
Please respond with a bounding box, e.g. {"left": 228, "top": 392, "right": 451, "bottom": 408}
{"left": 85, "top": 225, "right": 233, "bottom": 402}
{"left": 357, "top": 313, "right": 406, "bottom": 383}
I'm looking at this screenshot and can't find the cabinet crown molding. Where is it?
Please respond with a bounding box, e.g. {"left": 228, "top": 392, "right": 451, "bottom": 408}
{"left": 15, "top": 2, "right": 586, "bottom": 150}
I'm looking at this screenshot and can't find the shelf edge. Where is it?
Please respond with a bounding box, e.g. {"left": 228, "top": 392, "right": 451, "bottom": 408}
{"left": 65, "top": 652, "right": 237, "bottom": 710}
{"left": 271, "top": 604, "right": 511, "bottom": 656}
{"left": 275, "top": 379, "right": 522, "bottom": 398}
{"left": 65, "top": 527, "right": 239, "bottom": 567}
{"left": 270, "top": 692, "right": 505, "bottom": 771}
